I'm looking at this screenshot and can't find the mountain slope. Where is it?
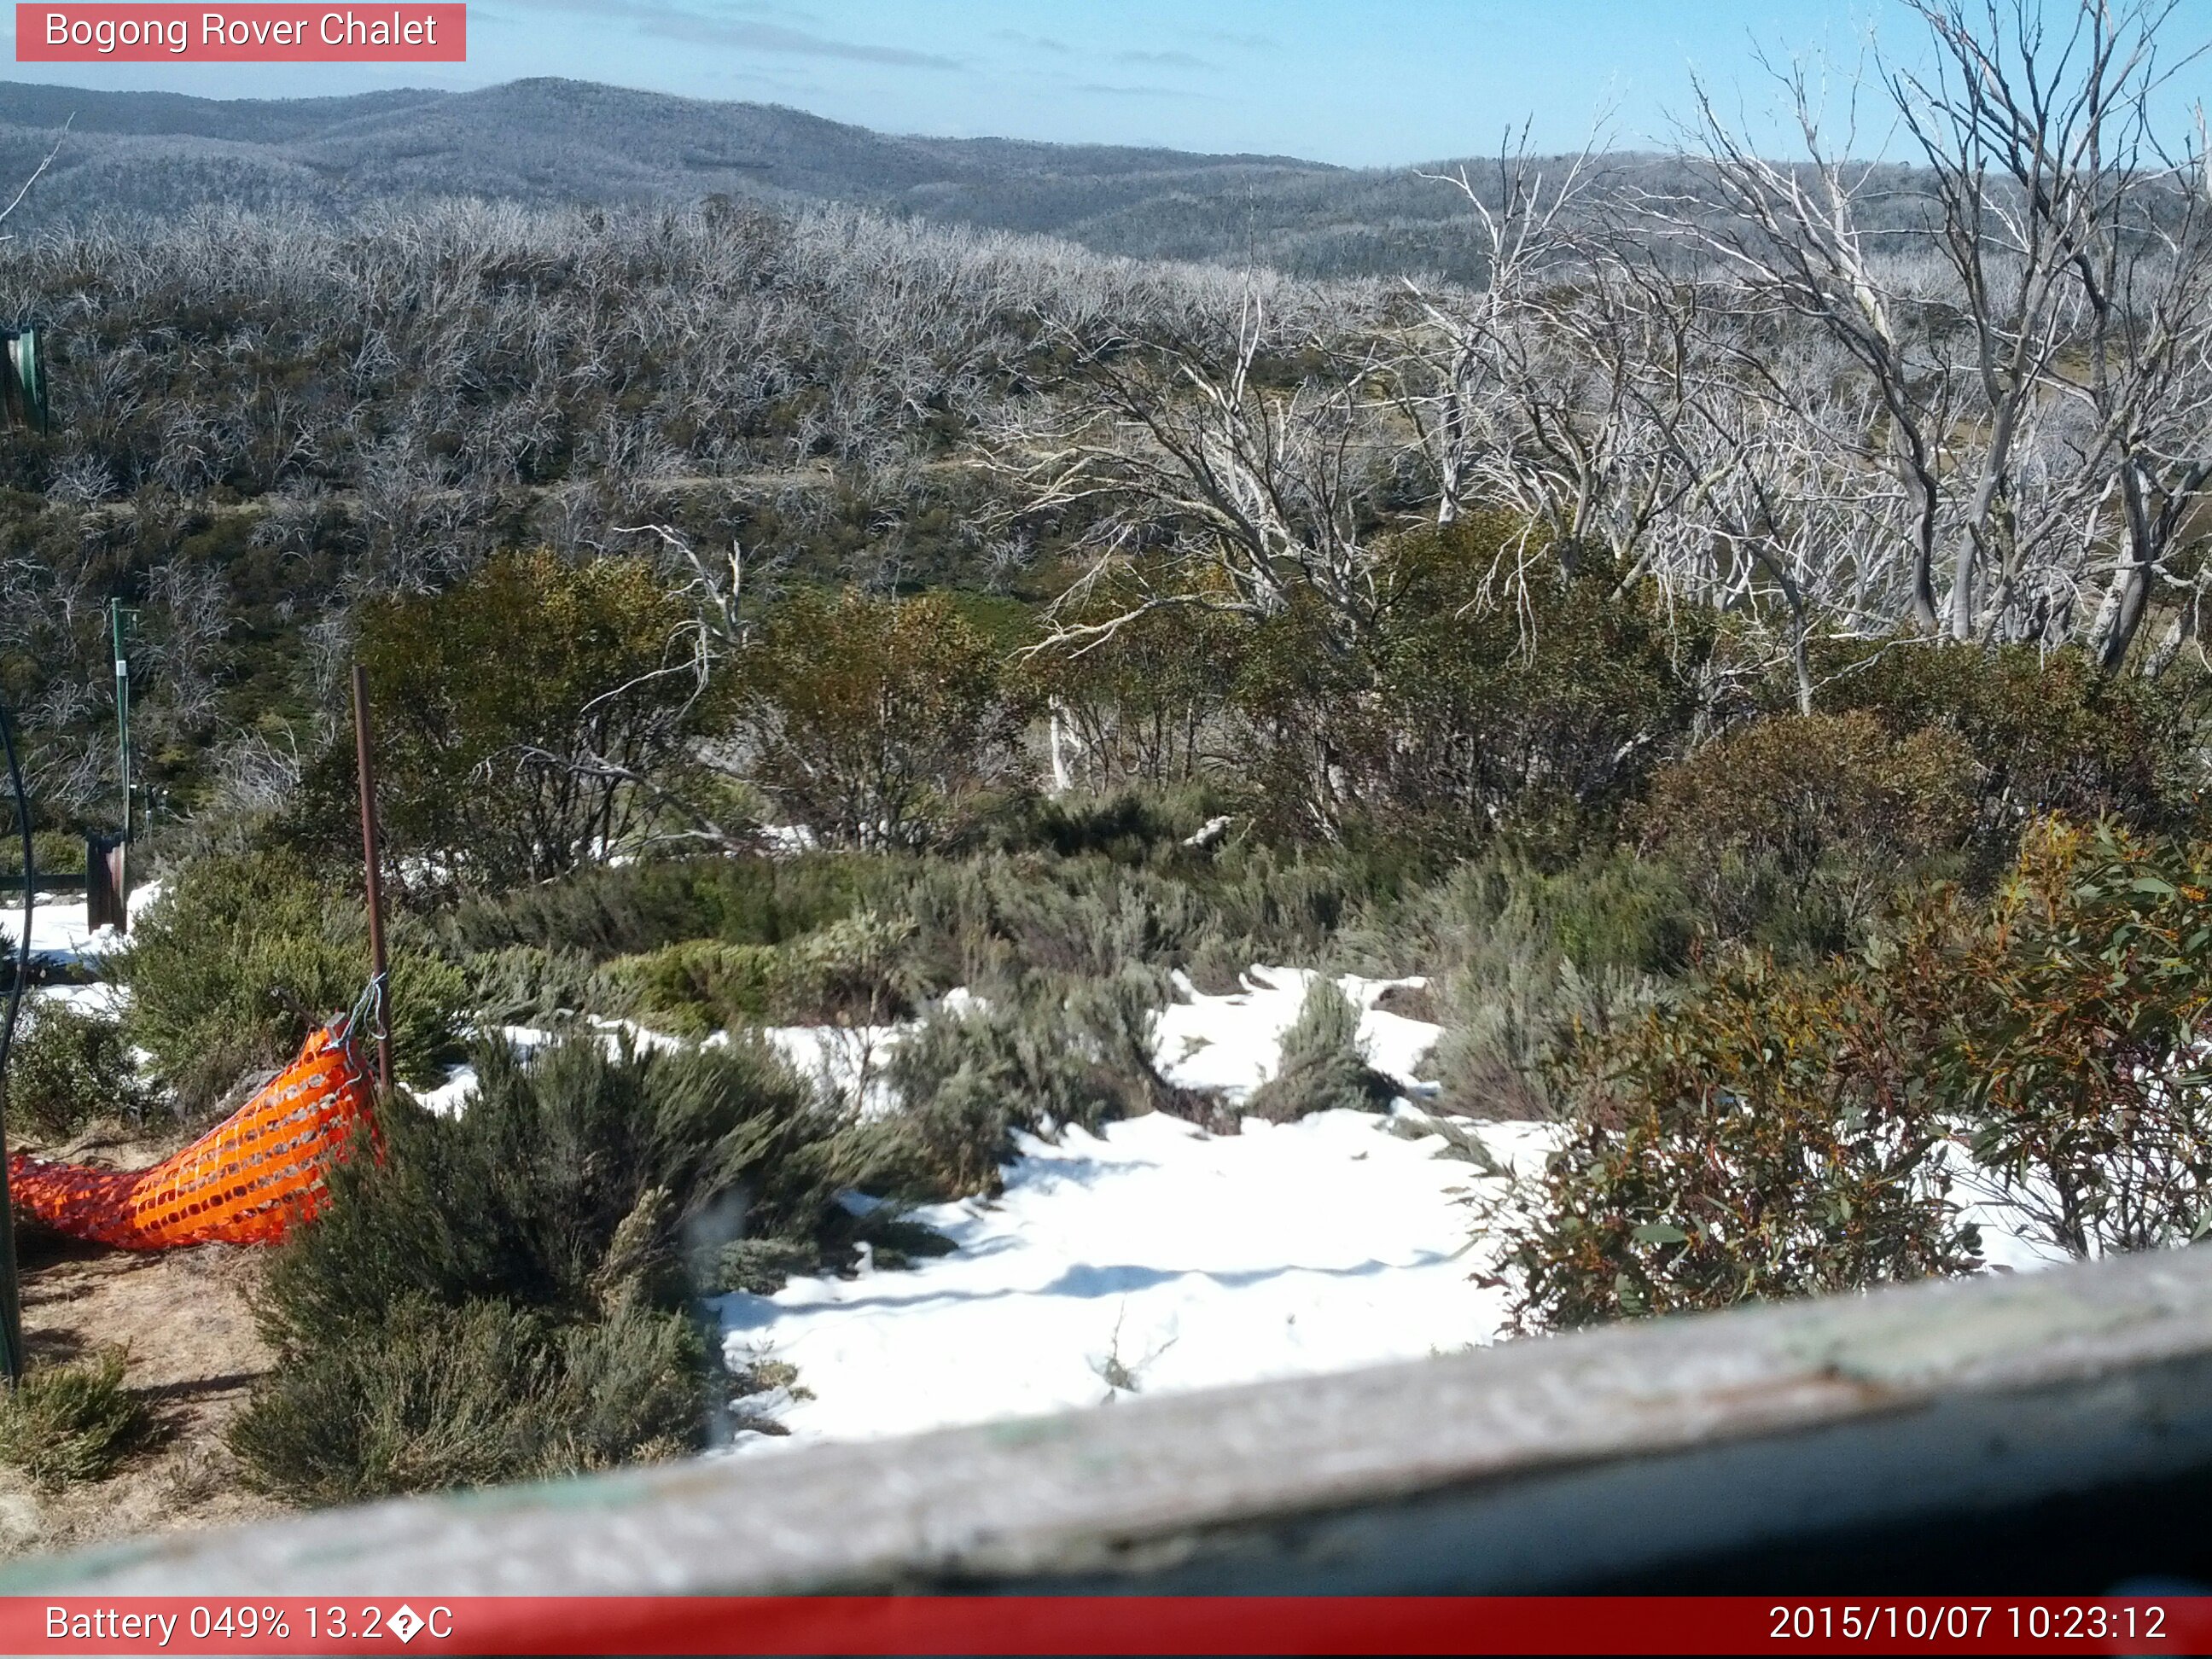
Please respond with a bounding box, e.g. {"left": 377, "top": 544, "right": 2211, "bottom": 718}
{"left": 0, "top": 77, "right": 1520, "bottom": 276}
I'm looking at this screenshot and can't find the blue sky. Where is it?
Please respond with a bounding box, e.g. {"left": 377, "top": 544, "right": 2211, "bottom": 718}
{"left": 6, "top": 1, "right": 2212, "bottom": 165}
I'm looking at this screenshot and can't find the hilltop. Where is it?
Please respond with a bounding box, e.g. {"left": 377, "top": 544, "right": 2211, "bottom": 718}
{"left": 0, "top": 76, "right": 1511, "bottom": 276}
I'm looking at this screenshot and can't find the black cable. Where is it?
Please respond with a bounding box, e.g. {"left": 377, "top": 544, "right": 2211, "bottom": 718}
{"left": 0, "top": 696, "right": 26, "bottom": 1097}
{"left": 0, "top": 694, "right": 29, "bottom": 1385}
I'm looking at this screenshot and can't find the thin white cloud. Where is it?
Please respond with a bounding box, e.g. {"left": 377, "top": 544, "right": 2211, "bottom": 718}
{"left": 1116, "top": 49, "right": 1217, "bottom": 70}
{"left": 1074, "top": 81, "right": 1198, "bottom": 100}
{"left": 995, "top": 29, "right": 1073, "bottom": 55}
{"left": 533, "top": 1, "right": 960, "bottom": 69}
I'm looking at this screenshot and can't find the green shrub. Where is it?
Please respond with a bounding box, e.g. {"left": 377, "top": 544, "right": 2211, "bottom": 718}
{"left": 1930, "top": 818, "right": 2212, "bottom": 1258}
{"left": 1368, "top": 850, "right": 1685, "bottom": 1121}
{"left": 0, "top": 1348, "right": 148, "bottom": 1490}
{"left": 5, "top": 999, "right": 147, "bottom": 1143}
{"left": 1502, "top": 813, "right": 2212, "bottom": 1327}
{"left": 118, "top": 850, "right": 465, "bottom": 1117}
{"left": 892, "top": 855, "right": 1229, "bottom": 993}
{"left": 1245, "top": 978, "right": 1395, "bottom": 1122}
{"left": 1373, "top": 847, "right": 1694, "bottom": 984}
{"left": 1427, "top": 952, "right": 1669, "bottom": 1121}
{"left": 1503, "top": 952, "right": 1981, "bottom": 1330}
{"left": 459, "top": 943, "right": 603, "bottom": 1027}
{"left": 701, "top": 1237, "right": 825, "bottom": 1296}
{"left": 294, "top": 550, "right": 712, "bottom": 890}
{"left": 979, "top": 785, "right": 1241, "bottom": 864}
{"left": 1804, "top": 642, "right": 2187, "bottom": 842}
{"left": 0, "top": 831, "right": 85, "bottom": 878}
{"left": 777, "top": 911, "right": 921, "bottom": 1024}
{"left": 598, "top": 940, "right": 785, "bottom": 1036}
{"left": 234, "top": 1032, "right": 911, "bottom": 1499}
{"left": 599, "top": 911, "right": 921, "bottom": 1036}
{"left": 253, "top": 1033, "right": 879, "bottom": 1342}
{"left": 469, "top": 847, "right": 1401, "bottom": 1099}
{"left": 441, "top": 853, "right": 876, "bottom": 962}
{"left": 733, "top": 588, "right": 1033, "bottom": 850}
{"left": 1231, "top": 516, "right": 1705, "bottom": 848}
{"left": 230, "top": 1295, "right": 703, "bottom": 1505}
{"left": 888, "top": 966, "right": 1209, "bottom": 1196}
{"left": 1639, "top": 711, "right": 1976, "bottom": 946}
{"left": 1019, "top": 592, "right": 1245, "bottom": 791}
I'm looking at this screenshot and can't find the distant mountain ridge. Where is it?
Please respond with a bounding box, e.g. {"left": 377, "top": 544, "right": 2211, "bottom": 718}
{"left": 0, "top": 77, "right": 1522, "bottom": 278}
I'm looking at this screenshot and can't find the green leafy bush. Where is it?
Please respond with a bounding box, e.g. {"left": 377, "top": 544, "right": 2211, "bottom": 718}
{"left": 1806, "top": 643, "right": 2188, "bottom": 843}
{"left": 888, "top": 966, "right": 1208, "bottom": 1196}
{"left": 1504, "top": 952, "right": 1981, "bottom": 1330}
{"left": 229, "top": 1295, "right": 704, "bottom": 1505}
{"left": 442, "top": 853, "right": 876, "bottom": 961}
{"left": 1232, "top": 516, "right": 1705, "bottom": 848}
{"left": 287, "top": 550, "right": 710, "bottom": 890}
{"left": 1019, "top": 594, "right": 1244, "bottom": 790}
{"left": 118, "top": 851, "right": 465, "bottom": 1117}
{"left": 5, "top": 999, "right": 147, "bottom": 1143}
{"left": 981, "top": 785, "right": 1240, "bottom": 864}
{"left": 1503, "top": 814, "right": 2212, "bottom": 1325}
{"left": 1930, "top": 818, "right": 2212, "bottom": 1257}
{"left": 733, "top": 588, "right": 1033, "bottom": 850}
{"left": 1638, "top": 711, "right": 1976, "bottom": 946}
{"left": 0, "top": 1348, "right": 148, "bottom": 1490}
{"left": 1245, "top": 978, "right": 1395, "bottom": 1122}
{"left": 232, "top": 1031, "right": 908, "bottom": 1499}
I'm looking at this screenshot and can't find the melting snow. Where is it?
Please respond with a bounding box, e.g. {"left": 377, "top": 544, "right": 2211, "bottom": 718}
{"left": 3, "top": 882, "right": 160, "bottom": 1022}
{"left": 717, "top": 1106, "right": 1559, "bottom": 1449}
{"left": 1154, "top": 965, "right": 1441, "bottom": 1101}
{"left": 3, "top": 881, "right": 159, "bottom": 974}
{"left": 711, "top": 966, "right": 1569, "bottom": 1449}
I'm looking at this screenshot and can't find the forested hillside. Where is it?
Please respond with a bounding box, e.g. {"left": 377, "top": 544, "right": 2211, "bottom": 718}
{"left": 0, "top": 76, "right": 1844, "bottom": 281}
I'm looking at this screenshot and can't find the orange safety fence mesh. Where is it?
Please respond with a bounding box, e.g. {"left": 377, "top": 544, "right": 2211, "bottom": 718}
{"left": 6, "top": 1022, "right": 378, "bottom": 1249}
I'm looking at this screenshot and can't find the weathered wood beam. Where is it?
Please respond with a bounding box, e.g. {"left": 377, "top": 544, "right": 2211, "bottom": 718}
{"left": 12, "top": 1246, "right": 2212, "bottom": 1594}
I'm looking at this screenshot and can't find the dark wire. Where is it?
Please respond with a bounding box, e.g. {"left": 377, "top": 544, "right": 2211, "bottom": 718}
{"left": 0, "top": 696, "right": 26, "bottom": 1104}
{"left": 0, "top": 694, "right": 28, "bottom": 1385}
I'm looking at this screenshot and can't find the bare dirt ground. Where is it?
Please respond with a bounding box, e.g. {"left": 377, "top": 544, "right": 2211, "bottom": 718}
{"left": 0, "top": 1116, "right": 292, "bottom": 1561}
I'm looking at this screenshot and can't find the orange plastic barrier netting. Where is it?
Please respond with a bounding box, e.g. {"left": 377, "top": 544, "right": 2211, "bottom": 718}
{"left": 6, "top": 1022, "right": 378, "bottom": 1249}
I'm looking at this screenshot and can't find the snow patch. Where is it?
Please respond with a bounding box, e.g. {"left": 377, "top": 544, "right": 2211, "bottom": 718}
{"left": 1152, "top": 966, "right": 1441, "bottom": 1103}
{"left": 716, "top": 1105, "right": 1552, "bottom": 1452}
{"left": 3, "top": 880, "right": 162, "bottom": 973}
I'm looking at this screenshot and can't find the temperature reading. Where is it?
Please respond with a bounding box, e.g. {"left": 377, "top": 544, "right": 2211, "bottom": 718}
{"left": 306, "top": 1604, "right": 454, "bottom": 1643}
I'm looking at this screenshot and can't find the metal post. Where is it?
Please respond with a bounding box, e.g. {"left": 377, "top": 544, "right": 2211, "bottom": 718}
{"left": 351, "top": 665, "right": 392, "bottom": 1092}
{"left": 105, "top": 600, "right": 134, "bottom": 936}
{"left": 111, "top": 600, "right": 131, "bottom": 846}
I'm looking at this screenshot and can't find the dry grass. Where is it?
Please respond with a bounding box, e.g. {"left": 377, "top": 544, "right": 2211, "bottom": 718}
{"left": 0, "top": 1125, "right": 289, "bottom": 1558}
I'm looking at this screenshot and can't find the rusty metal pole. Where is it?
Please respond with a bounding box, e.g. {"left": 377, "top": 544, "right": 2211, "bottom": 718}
{"left": 351, "top": 664, "right": 393, "bottom": 1092}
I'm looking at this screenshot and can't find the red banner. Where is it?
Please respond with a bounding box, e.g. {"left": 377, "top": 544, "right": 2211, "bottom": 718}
{"left": 15, "top": 5, "right": 465, "bottom": 61}
{"left": 0, "top": 1597, "right": 2206, "bottom": 1655}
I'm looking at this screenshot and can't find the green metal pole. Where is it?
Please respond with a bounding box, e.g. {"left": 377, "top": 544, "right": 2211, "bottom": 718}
{"left": 111, "top": 599, "right": 131, "bottom": 846}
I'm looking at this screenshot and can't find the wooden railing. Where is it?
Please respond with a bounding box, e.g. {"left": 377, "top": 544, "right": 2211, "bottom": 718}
{"left": 9, "top": 1244, "right": 2212, "bottom": 1596}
